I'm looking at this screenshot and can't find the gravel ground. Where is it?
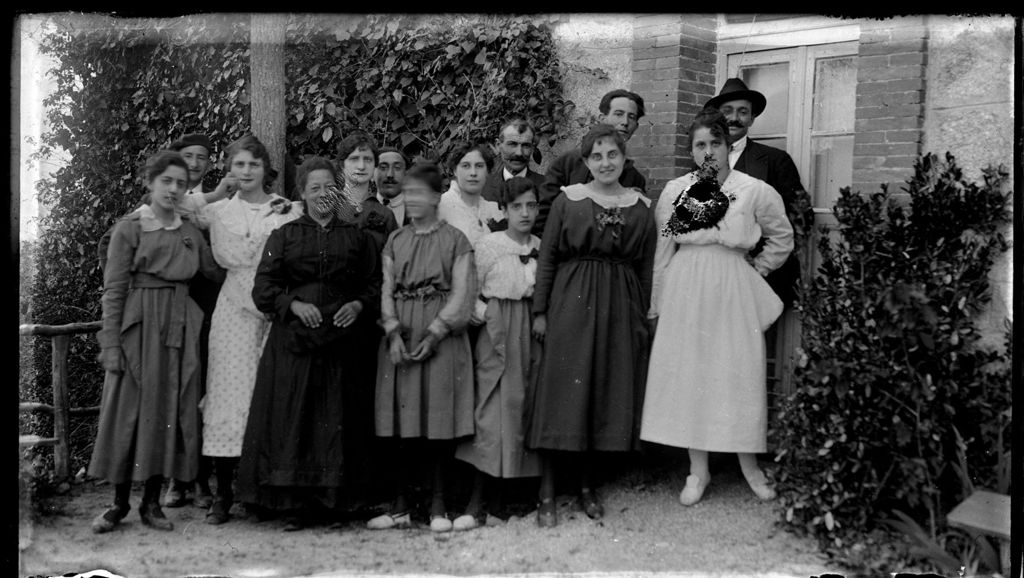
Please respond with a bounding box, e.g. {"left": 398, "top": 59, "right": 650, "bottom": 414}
{"left": 19, "top": 458, "right": 835, "bottom": 578}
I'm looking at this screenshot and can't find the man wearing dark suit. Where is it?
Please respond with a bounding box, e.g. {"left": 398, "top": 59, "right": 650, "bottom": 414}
{"left": 538, "top": 89, "right": 648, "bottom": 234}
{"left": 705, "top": 79, "right": 804, "bottom": 308}
{"left": 482, "top": 118, "right": 546, "bottom": 234}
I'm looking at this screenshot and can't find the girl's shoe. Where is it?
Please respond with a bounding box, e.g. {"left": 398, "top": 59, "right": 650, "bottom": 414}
{"left": 580, "top": 489, "right": 604, "bottom": 520}
{"left": 139, "top": 501, "right": 174, "bottom": 531}
{"left": 366, "top": 511, "right": 411, "bottom": 530}
{"left": 205, "top": 498, "right": 231, "bottom": 525}
{"left": 452, "top": 512, "right": 483, "bottom": 531}
{"left": 429, "top": 514, "right": 453, "bottom": 533}
{"left": 744, "top": 470, "right": 777, "bottom": 501}
{"left": 536, "top": 498, "right": 557, "bottom": 528}
{"left": 679, "top": 474, "right": 709, "bottom": 506}
{"left": 91, "top": 503, "right": 130, "bottom": 534}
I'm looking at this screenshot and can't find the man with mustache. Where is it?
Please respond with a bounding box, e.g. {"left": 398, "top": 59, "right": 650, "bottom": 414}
{"left": 538, "top": 89, "right": 647, "bottom": 234}
{"left": 482, "top": 118, "right": 546, "bottom": 234}
{"left": 375, "top": 146, "right": 410, "bottom": 226}
{"left": 704, "top": 78, "right": 804, "bottom": 309}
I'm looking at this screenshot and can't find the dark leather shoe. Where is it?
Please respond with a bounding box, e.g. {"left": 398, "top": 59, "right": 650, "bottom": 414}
{"left": 193, "top": 487, "right": 214, "bottom": 509}
{"left": 580, "top": 490, "right": 604, "bottom": 520}
{"left": 205, "top": 498, "right": 231, "bottom": 525}
{"left": 91, "top": 503, "right": 130, "bottom": 534}
{"left": 139, "top": 501, "right": 174, "bottom": 531}
{"left": 536, "top": 499, "right": 557, "bottom": 528}
{"left": 162, "top": 483, "right": 189, "bottom": 508}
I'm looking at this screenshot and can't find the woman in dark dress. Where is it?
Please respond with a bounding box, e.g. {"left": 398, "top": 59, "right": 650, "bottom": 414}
{"left": 524, "top": 124, "right": 657, "bottom": 527}
{"left": 236, "top": 156, "right": 381, "bottom": 531}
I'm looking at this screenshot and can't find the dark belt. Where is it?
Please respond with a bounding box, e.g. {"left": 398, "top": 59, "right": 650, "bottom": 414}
{"left": 567, "top": 255, "right": 630, "bottom": 265}
{"left": 130, "top": 272, "right": 189, "bottom": 348}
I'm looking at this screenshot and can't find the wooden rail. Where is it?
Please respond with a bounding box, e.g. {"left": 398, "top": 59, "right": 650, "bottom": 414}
{"left": 19, "top": 321, "right": 102, "bottom": 480}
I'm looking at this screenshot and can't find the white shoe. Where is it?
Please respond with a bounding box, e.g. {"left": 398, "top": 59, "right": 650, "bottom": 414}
{"left": 430, "top": 514, "right": 453, "bottom": 532}
{"left": 744, "top": 470, "right": 777, "bottom": 501}
{"left": 366, "top": 511, "right": 411, "bottom": 530}
{"left": 679, "top": 474, "right": 709, "bottom": 506}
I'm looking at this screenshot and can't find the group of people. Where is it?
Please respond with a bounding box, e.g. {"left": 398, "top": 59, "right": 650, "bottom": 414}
{"left": 88, "top": 79, "right": 802, "bottom": 535}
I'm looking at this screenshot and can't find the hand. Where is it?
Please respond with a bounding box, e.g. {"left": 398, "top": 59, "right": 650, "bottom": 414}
{"left": 290, "top": 300, "right": 322, "bottom": 328}
{"left": 215, "top": 174, "right": 240, "bottom": 198}
{"left": 333, "top": 301, "right": 363, "bottom": 328}
{"left": 97, "top": 347, "right": 123, "bottom": 373}
{"left": 469, "top": 300, "right": 487, "bottom": 326}
{"left": 407, "top": 333, "right": 438, "bottom": 362}
{"left": 388, "top": 333, "right": 408, "bottom": 365}
{"left": 532, "top": 314, "right": 547, "bottom": 342}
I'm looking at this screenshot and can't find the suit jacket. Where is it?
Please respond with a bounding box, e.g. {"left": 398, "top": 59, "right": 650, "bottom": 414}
{"left": 538, "top": 148, "right": 647, "bottom": 235}
{"left": 733, "top": 140, "right": 804, "bottom": 308}
{"left": 481, "top": 164, "right": 546, "bottom": 236}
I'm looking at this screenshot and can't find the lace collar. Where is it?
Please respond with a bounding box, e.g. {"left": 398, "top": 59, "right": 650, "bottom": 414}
{"left": 134, "top": 204, "right": 183, "bottom": 232}
{"left": 562, "top": 183, "right": 652, "bottom": 209}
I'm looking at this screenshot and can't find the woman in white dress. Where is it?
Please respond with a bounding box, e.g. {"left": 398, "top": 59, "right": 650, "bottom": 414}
{"left": 438, "top": 142, "right": 505, "bottom": 246}
{"left": 187, "top": 135, "right": 302, "bottom": 524}
{"left": 640, "top": 109, "right": 793, "bottom": 506}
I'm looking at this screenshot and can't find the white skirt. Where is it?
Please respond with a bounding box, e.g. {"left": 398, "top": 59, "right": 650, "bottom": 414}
{"left": 640, "top": 243, "right": 782, "bottom": 453}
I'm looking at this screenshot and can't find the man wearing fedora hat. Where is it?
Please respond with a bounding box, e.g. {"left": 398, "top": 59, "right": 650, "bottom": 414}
{"left": 705, "top": 78, "right": 804, "bottom": 309}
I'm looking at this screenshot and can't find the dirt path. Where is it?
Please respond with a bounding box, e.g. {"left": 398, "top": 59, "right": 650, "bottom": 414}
{"left": 20, "top": 465, "right": 833, "bottom": 578}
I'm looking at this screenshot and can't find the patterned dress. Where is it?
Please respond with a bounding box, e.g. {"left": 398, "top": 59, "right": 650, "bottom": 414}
{"left": 454, "top": 232, "right": 543, "bottom": 478}
{"left": 523, "top": 185, "right": 657, "bottom": 452}
{"left": 88, "top": 206, "right": 218, "bottom": 483}
{"left": 375, "top": 221, "right": 477, "bottom": 440}
{"left": 189, "top": 194, "right": 302, "bottom": 457}
{"left": 640, "top": 169, "right": 793, "bottom": 452}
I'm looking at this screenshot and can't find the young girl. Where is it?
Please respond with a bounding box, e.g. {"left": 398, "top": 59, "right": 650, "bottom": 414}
{"left": 452, "top": 177, "right": 543, "bottom": 531}
{"left": 236, "top": 156, "right": 381, "bottom": 530}
{"left": 89, "top": 150, "right": 219, "bottom": 533}
{"left": 524, "top": 124, "right": 657, "bottom": 528}
{"left": 187, "top": 135, "right": 303, "bottom": 525}
{"left": 438, "top": 142, "right": 505, "bottom": 246}
{"left": 368, "top": 162, "right": 477, "bottom": 533}
{"left": 641, "top": 109, "right": 793, "bottom": 506}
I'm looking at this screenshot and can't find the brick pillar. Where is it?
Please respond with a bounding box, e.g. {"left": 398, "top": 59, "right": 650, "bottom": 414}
{"left": 630, "top": 14, "right": 718, "bottom": 200}
{"left": 853, "top": 16, "right": 928, "bottom": 197}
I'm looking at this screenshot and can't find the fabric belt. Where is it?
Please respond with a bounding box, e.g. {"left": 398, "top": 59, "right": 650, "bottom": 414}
{"left": 131, "top": 272, "right": 188, "bottom": 348}
{"left": 393, "top": 285, "right": 448, "bottom": 301}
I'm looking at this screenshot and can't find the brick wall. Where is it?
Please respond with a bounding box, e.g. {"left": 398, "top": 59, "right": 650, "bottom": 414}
{"left": 852, "top": 16, "right": 928, "bottom": 196}
{"left": 630, "top": 14, "right": 718, "bottom": 199}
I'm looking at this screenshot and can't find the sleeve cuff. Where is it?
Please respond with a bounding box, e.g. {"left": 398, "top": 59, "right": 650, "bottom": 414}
{"left": 382, "top": 317, "right": 401, "bottom": 336}
{"left": 474, "top": 299, "right": 488, "bottom": 321}
{"left": 427, "top": 318, "right": 449, "bottom": 340}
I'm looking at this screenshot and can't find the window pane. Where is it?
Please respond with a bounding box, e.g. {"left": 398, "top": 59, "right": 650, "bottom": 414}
{"left": 812, "top": 56, "right": 856, "bottom": 133}
{"left": 739, "top": 63, "right": 789, "bottom": 136}
{"left": 810, "top": 134, "right": 854, "bottom": 209}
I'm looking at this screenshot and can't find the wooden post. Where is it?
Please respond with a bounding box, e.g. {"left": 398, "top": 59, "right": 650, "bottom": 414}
{"left": 50, "top": 334, "right": 71, "bottom": 480}
{"left": 249, "top": 14, "right": 288, "bottom": 198}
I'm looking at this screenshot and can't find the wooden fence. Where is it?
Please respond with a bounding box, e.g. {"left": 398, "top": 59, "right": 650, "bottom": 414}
{"left": 19, "top": 321, "right": 102, "bottom": 480}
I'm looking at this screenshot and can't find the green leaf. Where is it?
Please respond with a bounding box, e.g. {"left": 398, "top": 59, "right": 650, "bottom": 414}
{"left": 322, "top": 126, "right": 333, "bottom": 142}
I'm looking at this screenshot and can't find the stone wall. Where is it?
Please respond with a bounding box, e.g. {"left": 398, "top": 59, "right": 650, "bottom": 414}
{"left": 922, "top": 16, "right": 1015, "bottom": 348}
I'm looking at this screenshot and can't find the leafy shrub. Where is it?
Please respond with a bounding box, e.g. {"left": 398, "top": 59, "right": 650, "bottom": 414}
{"left": 771, "top": 152, "right": 1011, "bottom": 573}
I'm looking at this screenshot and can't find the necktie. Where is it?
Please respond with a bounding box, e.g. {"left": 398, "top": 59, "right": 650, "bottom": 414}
{"left": 519, "top": 248, "right": 539, "bottom": 264}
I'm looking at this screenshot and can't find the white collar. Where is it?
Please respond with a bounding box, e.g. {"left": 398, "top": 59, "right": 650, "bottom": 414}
{"left": 502, "top": 166, "right": 527, "bottom": 180}
{"left": 561, "top": 183, "right": 651, "bottom": 209}
{"left": 378, "top": 192, "right": 404, "bottom": 207}
{"left": 135, "top": 203, "right": 183, "bottom": 232}
{"left": 730, "top": 135, "right": 749, "bottom": 154}
{"left": 189, "top": 183, "right": 204, "bottom": 195}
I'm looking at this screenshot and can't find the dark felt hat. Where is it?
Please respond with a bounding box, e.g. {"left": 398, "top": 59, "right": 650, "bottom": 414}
{"left": 170, "top": 133, "right": 214, "bottom": 153}
{"left": 705, "top": 78, "right": 767, "bottom": 117}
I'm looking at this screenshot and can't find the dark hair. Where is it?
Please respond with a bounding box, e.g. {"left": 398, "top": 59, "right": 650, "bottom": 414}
{"left": 403, "top": 162, "right": 444, "bottom": 194}
{"left": 580, "top": 124, "right": 626, "bottom": 158}
{"left": 377, "top": 146, "right": 410, "bottom": 168}
{"left": 688, "top": 108, "right": 733, "bottom": 150}
{"left": 446, "top": 141, "right": 495, "bottom": 174}
{"left": 142, "top": 150, "right": 189, "bottom": 184}
{"left": 169, "top": 133, "right": 214, "bottom": 154}
{"left": 224, "top": 134, "right": 274, "bottom": 178}
{"left": 294, "top": 156, "right": 337, "bottom": 198}
{"left": 497, "top": 118, "right": 536, "bottom": 141}
{"left": 497, "top": 176, "right": 539, "bottom": 209}
{"left": 336, "top": 132, "right": 379, "bottom": 166}
{"left": 599, "top": 89, "right": 646, "bottom": 119}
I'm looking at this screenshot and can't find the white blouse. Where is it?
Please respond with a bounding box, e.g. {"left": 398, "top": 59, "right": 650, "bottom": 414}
{"left": 437, "top": 182, "right": 505, "bottom": 247}
{"left": 650, "top": 169, "right": 793, "bottom": 318}
{"left": 472, "top": 231, "right": 541, "bottom": 321}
